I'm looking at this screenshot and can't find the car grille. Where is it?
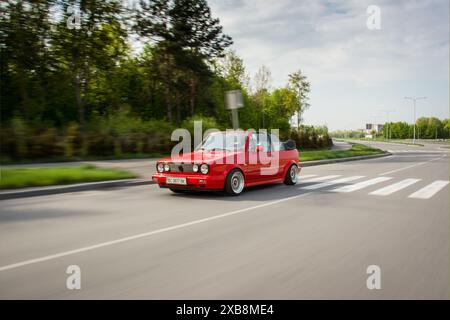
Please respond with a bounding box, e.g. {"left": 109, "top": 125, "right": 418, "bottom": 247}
{"left": 168, "top": 163, "right": 195, "bottom": 173}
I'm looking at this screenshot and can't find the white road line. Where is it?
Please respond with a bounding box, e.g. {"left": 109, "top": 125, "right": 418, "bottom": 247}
{"left": 298, "top": 175, "right": 341, "bottom": 184}
{"left": 378, "top": 154, "right": 446, "bottom": 176}
{"left": 0, "top": 190, "right": 315, "bottom": 272}
{"left": 408, "top": 180, "right": 450, "bottom": 199}
{"left": 300, "top": 176, "right": 365, "bottom": 190}
{"left": 331, "top": 177, "right": 392, "bottom": 193}
{"left": 369, "top": 179, "right": 421, "bottom": 196}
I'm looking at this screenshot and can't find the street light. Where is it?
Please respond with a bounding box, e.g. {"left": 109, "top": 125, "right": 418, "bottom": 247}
{"left": 379, "top": 109, "right": 395, "bottom": 140}
{"left": 404, "top": 97, "right": 426, "bottom": 144}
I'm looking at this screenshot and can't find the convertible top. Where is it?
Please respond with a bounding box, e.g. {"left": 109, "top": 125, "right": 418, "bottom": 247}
{"left": 282, "top": 139, "right": 296, "bottom": 151}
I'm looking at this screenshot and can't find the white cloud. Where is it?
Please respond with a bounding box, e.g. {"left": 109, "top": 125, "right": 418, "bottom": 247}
{"left": 209, "top": 0, "right": 449, "bottom": 129}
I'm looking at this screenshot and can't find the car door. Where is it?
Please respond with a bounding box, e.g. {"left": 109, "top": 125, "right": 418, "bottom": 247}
{"left": 245, "top": 132, "right": 261, "bottom": 182}
{"left": 257, "top": 132, "right": 279, "bottom": 180}
{"left": 270, "top": 133, "right": 284, "bottom": 178}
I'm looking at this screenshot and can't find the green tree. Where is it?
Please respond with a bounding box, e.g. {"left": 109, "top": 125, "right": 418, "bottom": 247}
{"left": 442, "top": 119, "right": 450, "bottom": 139}
{"left": 288, "top": 70, "right": 310, "bottom": 129}
{"left": 0, "top": 0, "right": 54, "bottom": 120}
{"left": 253, "top": 65, "right": 272, "bottom": 129}
{"left": 51, "top": 0, "right": 127, "bottom": 133}
{"left": 265, "top": 87, "right": 299, "bottom": 132}
{"left": 134, "top": 0, "right": 232, "bottom": 122}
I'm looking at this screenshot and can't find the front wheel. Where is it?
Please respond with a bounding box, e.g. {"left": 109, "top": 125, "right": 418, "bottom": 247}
{"left": 284, "top": 164, "right": 298, "bottom": 185}
{"left": 224, "top": 169, "right": 245, "bottom": 196}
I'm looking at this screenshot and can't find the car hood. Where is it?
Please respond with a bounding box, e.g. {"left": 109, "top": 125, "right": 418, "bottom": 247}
{"left": 160, "top": 150, "right": 241, "bottom": 164}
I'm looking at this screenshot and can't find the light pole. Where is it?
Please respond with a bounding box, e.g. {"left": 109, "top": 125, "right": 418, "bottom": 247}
{"left": 379, "top": 109, "right": 395, "bottom": 140}
{"left": 404, "top": 97, "right": 426, "bottom": 144}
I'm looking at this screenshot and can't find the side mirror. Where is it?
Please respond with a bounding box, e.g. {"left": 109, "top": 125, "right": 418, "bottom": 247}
{"left": 256, "top": 145, "right": 264, "bottom": 152}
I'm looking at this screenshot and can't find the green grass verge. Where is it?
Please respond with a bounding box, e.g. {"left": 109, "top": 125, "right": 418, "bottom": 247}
{"left": 336, "top": 138, "right": 424, "bottom": 147}
{"left": 0, "top": 153, "right": 166, "bottom": 165}
{"left": 0, "top": 165, "right": 137, "bottom": 189}
{"left": 300, "top": 143, "right": 385, "bottom": 162}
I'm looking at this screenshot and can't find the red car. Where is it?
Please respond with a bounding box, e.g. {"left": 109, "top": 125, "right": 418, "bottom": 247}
{"left": 152, "top": 130, "right": 300, "bottom": 195}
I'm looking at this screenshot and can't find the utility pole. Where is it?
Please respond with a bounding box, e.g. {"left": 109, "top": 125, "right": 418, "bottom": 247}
{"left": 404, "top": 97, "right": 426, "bottom": 144}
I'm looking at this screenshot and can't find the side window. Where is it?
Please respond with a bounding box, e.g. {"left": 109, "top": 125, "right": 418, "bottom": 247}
{"left": 257, "top": 133, "right": 271, "bottom": 152}
{"left": 248, "top": 133, "right": 257, "bottom": 152}
{"left": 270, "top": 134, "right": 281, "bottom": 152}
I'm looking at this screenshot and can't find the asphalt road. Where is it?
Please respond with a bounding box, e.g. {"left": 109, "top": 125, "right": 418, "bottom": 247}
{"left": 0, "top": 141, "right": 448, "bottom": 299}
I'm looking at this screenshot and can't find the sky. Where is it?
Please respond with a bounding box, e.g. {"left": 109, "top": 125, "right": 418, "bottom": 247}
{"left": 207, "top": 0, "right": 449, "bottom": 131}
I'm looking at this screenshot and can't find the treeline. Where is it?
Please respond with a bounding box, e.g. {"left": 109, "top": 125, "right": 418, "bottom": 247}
{"left": 385, "top": 118, "right": 450, "bottom": 140}
{"left": 331, "top": 117, "right": 450, "bottom": 140}
{"left": 0, "top": 0, "right": 329, "bottom": 162}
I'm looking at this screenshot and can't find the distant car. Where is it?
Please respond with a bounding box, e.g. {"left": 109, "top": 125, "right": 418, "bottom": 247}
{"left": 152, "top": 130, "right": 300, "bottom": 195}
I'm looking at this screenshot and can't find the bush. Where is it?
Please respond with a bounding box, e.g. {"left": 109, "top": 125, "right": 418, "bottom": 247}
{"left": 0, "top": 114, "right": 331, "bottom": 162}
{"left": 288, "top": 126, "right": 333, "bottom": 150}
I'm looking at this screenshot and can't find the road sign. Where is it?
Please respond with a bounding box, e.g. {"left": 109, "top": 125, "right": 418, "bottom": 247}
{"left": 225, "top": 90, "right": 244, "bottom": 110}
{"left": 225, "top": 90, "right": 244, "bottom": 129}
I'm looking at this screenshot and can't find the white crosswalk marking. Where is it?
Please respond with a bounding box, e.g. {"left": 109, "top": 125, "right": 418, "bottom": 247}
{"left": 298, "top": 175, "right": 341, "bottom": 184}
{"left": 295, "top": 174, "right": 448, "bottom": 200}
{"left": 301, "top": 176, "right": 365, "bottom": 190}
{"left": 331, "top": 177, "right": 392, "bottom": 193}
{"left": 408, "top": 180, "right": 450, "bottom": 199}
{"left": 369, "top": 179, "right": 421, "bottom": 196}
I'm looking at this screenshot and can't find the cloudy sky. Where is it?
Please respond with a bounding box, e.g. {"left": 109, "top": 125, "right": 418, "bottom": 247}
{"left": 208, "top": 0, "right": 449, "bottom": 130}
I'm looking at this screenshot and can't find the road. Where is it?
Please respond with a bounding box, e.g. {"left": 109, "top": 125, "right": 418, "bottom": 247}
{"left": 0, "top": 141, "right": 448, "bottom": 299}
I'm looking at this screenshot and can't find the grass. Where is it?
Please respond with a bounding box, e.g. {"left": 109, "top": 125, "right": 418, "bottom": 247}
{"left": 300, "top": 143, "right": 385, "bottom": 162}
{"left": 0, "top": 165, "right": 137, "bottom": 189}
{"left": 337, "top": 138, "right": 424, "bottom": 147}
{"left": 0, "top": 152, "right": 167, "bottom": 165}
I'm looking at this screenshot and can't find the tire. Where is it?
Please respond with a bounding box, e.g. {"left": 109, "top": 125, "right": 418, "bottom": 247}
{"left": 169, "top": 188, "right": 188, "bottom": 194}
{"left": 224, "top": 169, "right": 245, "bottom": 196}
{"left": 284, "top": 164, "right": 298, "bottom": 185}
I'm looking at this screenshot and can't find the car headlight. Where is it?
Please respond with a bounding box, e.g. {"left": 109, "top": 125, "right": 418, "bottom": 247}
{"left": 157, "top": 163, "right": 164, "bottom": 173}
{"left": 192, "top": 164, "right": 199, "bottom": 172}
{"left": 164, "top": 163, "right": 170, "bottom": 172}
{"left": 200, "top": 164, "right": 209, "bottom": 174}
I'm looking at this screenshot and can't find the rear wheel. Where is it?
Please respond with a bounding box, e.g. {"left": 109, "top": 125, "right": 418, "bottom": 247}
{"left": 225, "top": 169, "right": 245, "bottom": 195}
{"left": 284, "top": 164, "right": 298, "bottom": 185}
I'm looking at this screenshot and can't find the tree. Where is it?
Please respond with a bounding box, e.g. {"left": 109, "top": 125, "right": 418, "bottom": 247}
{"left": 415, "top": 117, "right": 443, "bottom": 139}
{"left": 221, "top": 50, "right": 249, "bottom": 89}
{"left": 288, "top": 70, "right": 310, "bottom": 129}
{"left": 265, "top": 87, "right": 299, "bottom": 131}
{"left": 253, "top": 65, "right": 272, "bottom": 128}
{"left": 51, "top": 0, "right": 127, "bottom": 134}
{"left": 0, "top": 0, "right": 54, "bottom": 119}
{"left": 443, "top": 119, "right": 450, "bottom": 139}
{"left": 134, "top": 0, "right": 232, "bottom": 122}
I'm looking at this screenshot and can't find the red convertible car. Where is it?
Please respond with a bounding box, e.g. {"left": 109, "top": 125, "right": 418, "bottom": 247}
{"left": 152, "top": 130, "right": 300, "bottom": 195}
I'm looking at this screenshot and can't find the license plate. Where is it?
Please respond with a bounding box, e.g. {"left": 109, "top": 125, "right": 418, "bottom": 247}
{"left": 166, "top": 177, "right": 187, "bottom": 185}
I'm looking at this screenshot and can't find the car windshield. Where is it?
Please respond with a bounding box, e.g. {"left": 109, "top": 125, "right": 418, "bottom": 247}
{"left": 197, "top": 132, "right": 246, "bottom": 152}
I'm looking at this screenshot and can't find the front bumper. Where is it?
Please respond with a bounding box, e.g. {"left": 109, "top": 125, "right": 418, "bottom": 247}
{"left": 152, "top": 173, "right": 225, "bottom": 190}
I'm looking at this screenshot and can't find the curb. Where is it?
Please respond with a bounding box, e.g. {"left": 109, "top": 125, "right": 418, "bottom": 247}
{"left": 0, "top": 179, "right": 155, "bottom": 200}
{"left": 1, "top": 153, "right": 390, "bottom": 200}
{"left": 300, "top": 152, "right": 390, "bottom": 167}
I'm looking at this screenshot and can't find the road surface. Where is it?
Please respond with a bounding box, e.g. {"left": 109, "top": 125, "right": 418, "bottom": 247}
{"left": 0, "top": 141, "right": 448, "bottom": 299}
